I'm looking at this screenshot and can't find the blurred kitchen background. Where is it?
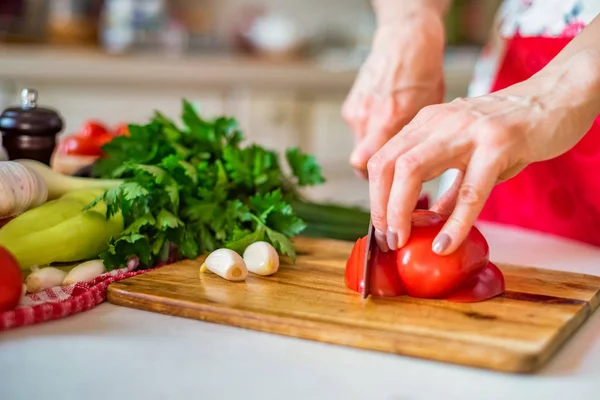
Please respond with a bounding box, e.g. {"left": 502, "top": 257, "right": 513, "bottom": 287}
{"left": 0, "top": 0, "right": 502, "bottom": 207}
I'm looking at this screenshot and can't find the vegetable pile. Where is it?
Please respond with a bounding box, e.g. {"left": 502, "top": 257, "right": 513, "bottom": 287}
{"left": 85, "top": 99, "right": 369, "bottom": 270}
{"left": 0, "top": 98, "right": 372, "bottom": 308}
{"left": 345, "top": 210, "right": 505, "bottom": 302}
{"left": 0, "top": 98, "right": 503, "bottom": 312}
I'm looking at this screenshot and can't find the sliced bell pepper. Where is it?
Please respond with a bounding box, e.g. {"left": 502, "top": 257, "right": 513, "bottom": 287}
{"left": 442, "top": 262, "right": 505, "bottom": 302}
{"left": 345, "top": 236, "right": 405, "bottom": 297}
{"left": 344, "top": 210, "right": 505, "bottom": 303}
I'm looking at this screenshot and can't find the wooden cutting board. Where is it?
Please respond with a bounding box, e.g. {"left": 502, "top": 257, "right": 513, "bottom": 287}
{"left": 107, "top": 236, "right": 600, "bottom": 373}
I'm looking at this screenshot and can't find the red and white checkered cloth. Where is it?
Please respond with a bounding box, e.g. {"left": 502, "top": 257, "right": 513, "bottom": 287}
{"left": 0, "top": 258, "right": 161, "bottom": 331}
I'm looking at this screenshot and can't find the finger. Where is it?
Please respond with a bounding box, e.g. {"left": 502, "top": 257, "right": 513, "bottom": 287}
{"left": 348, "top": 96, "right": 373, "bottom": 177}
{"left": 351, "top": 125, "right": 398, "bottom": 174}
{"left": 430, "top": 170, "right": 465, "bottom": 216}
{"left": 431, "top": 152, "right": 500, "bottom": 255}
{"left": 366, "top": 116, "right": 440, "bottom": 251}
{"left": 366, "top": 151, "right": 394, "bottom": 251}
{"left": 352, "top": 102, "right": 437, "bottom": 171}
{"left": 351, "top": 96, "right": 442, "bottom": 177}
{"left": 386, "top": 142, "right": 465, "bottom": 250}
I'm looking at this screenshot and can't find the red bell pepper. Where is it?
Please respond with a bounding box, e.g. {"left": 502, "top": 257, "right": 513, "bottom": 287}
{"left": 79, "top": 120, "right": 109, "bottom": 139}
{"left": 59, "top": 120, "right": 119, "bottom": 157}
{"left": 345, "top": 210, "right": 505, "bottom": 303}
{"left": 345, "top": 236, "right": 405, "bottom": 297}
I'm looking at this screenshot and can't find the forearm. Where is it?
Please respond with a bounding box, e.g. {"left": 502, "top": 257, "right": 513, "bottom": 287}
{"left": 498, "top": 16, "right": 600, "bottom": 158}
{"left": 371, "top": 0, "right": 451, "bottom": 26}
{"left": 538, "top": 15, "right": 600, "bottom": 124}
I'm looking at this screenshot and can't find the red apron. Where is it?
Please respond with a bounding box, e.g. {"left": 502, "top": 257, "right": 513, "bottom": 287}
{"left": 477, "top": 35, "right": 600, "bottom": 247}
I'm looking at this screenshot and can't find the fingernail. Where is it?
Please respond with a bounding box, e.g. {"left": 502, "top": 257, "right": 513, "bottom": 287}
{"left": 375, "top": 229, "right": 390, "bottom": 252}
{"left": 396, "top": 232, "right": 408, "bottom": 249}
{"left": 386, "top": 228, "right": 398, "bottom": 251}
{"left": 432, "top": 233, "right": 451, "bottom": 255}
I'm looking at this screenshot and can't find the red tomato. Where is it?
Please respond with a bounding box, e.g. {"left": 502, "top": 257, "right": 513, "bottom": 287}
{"left": 396, "top": 210, "right": 490, "bottom": 299}
{"left": 443, "top": 262, "right": 505, "bottom": 302}
{"left": 80, "top": 120, "right": 109, "bottom": 139}
{"left": 345, "top": 236, "right": 404, "bottom": 297}
{"left": 61, "top": 136, "right": 103, "bottom": 156}
{"left": 0, "top": 246, "right": 23, "bottom": 312}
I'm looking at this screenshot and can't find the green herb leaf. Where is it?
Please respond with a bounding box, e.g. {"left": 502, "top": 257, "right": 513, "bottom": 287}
{"left": 89, "top": 98, "right": 325, "bottom": 268}
{"left": 286, "top": 148, "right": 325, "bottom": 186}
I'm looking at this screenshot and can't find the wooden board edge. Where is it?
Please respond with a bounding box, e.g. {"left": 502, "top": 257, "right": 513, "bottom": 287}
{"left": 527, "top": 301, "right": 595, "bottom": 372}
{"left": 107, "top": 284, "right": 556, "bottom": 374}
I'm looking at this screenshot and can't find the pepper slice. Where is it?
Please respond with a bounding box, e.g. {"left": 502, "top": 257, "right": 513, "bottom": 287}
{"left": 442, "top": 262, "right": 505, "bottom": 302}
{"left": 345, "top": 236, "right": 405, "bottom": 297}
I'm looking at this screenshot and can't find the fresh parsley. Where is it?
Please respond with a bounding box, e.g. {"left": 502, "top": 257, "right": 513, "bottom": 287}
{"left": 87, "top": 99, "right": 325, "bottom": 270}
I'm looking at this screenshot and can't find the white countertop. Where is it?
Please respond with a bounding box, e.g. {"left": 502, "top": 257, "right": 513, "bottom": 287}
{"left": 3, "top": 222, "right": 600, "bottom": 400}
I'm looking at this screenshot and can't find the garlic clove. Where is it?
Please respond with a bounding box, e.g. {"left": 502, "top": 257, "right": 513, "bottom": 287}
{"left": 243, "top": 241, "right": 280, "bottom": 276}
{"left": 200, "top": 248, "right": 248, "bottom": 281}
{"left": 62, "top": 259, "right": 106, "bottom": 285}
{"left": 25, "top": 266, "right": 67, "bottom": 293}
{"left": 0, "top": 161, "right": 48, "bottom": 220}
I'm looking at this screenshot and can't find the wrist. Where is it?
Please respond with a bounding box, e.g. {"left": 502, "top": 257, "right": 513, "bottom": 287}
{"left": 371, "top": 6, "right": 446, "bottom": 52}
{"left": 372, "top": 0, "right": 450, "bottom": 27}
{"left": 539, "top": 49, "right": 600, "bottom": 124}
{"left": 501, "top": 49, "right": 600, "bottom": 151}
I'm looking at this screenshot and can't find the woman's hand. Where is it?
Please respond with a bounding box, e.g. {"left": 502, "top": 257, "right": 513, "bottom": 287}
{"left": 367, "top": 47, "right": 600, "bottom": 255}
{"left": 342, "top": 7, "right": 446, "bottom": 179}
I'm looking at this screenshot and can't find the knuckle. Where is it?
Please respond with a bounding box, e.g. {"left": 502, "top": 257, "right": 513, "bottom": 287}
{"left": 479, "top": 119, "right": 512, "bottom": 145}
{"left": 341, "top": 105, "right": 354, "bottom": 124}
{"left": 371, "top": 209, "right": 387, "bottom": 230}
{"left": 415, "top": 104, "right": 438, "bottom": 120}
{"left": 458, "top": 183, "right": 483, "bottom": 206}
{"left": 367, "top": 153, "right": 387, "bottom": 178}
{"left": 394, "top": 153, "right": 422, "bottom": 176}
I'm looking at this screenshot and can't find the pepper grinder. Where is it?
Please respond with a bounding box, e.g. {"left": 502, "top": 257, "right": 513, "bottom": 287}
{"left": 0, "top": 88, "right": 64, "bottom": 165}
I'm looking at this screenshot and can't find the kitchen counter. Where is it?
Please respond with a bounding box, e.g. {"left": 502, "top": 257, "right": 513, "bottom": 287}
{"left": 2, "top": 222, "right": 600, "bottom": 400}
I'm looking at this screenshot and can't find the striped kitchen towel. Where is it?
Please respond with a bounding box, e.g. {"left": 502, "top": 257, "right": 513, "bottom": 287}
{"left": 0, "top": 259, "right": 160, "bottom": 331}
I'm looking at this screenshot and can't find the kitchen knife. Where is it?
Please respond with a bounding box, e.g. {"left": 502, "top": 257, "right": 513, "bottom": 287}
{"left": 361, "top": 219, "right": 375, "bottom": 299}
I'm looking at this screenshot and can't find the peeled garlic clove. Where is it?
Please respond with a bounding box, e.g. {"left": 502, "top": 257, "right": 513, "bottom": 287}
{"left": 26, "top": 266, "right": 67, "bottom": 293}
{"left": 201, "top": 248, "right": 248, "bottom": 281}
{"left": 243, "top": 241, "right": 279, "bottom": 276}
{"left": 63, "top": 259, "right": 106, "bottom": 285}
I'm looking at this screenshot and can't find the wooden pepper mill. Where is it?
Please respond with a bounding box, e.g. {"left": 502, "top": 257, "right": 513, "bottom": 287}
{"left": 0, "top": 88, "right": 64, "bottom": 165}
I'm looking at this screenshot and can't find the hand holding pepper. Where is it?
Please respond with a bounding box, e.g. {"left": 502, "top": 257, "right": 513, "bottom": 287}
{"left": 366, "top": 17, "right": 600, "bottom": 255}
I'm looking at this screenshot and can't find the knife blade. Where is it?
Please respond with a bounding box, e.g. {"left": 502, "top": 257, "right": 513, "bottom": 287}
{"left": 361, "top": 219, "right": 375, "bottom": 299}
